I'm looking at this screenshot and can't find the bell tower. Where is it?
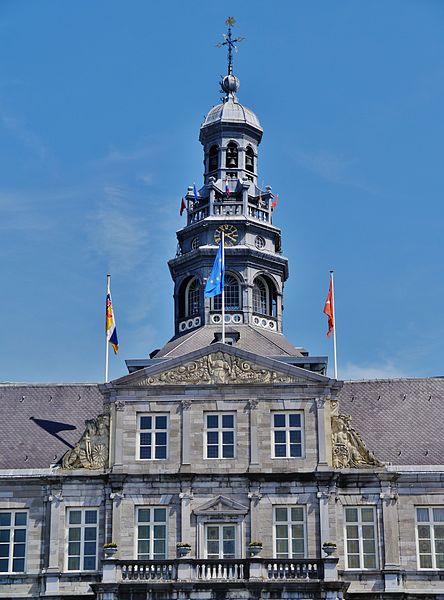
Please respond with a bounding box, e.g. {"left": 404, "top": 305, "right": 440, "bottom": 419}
{"left": 168, "top": 18, "right": 289, "bottom": 342}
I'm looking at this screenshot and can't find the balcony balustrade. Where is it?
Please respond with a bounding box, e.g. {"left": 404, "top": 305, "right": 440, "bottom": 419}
{"left": 116, "top": 558, "right": 326, "bottom": 583}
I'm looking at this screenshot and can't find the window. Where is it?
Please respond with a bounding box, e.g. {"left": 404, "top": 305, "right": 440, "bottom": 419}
{"left": 205, "top": 413, "right": 235, "bottom": 459}
{"left": 272, "top": 412, "right": 303, "bottom": 458}
{"left": 213, "top": 274, "right": 240, "bottom": 311}
{"left": 186, "top": 278, "right": 200, "bottom": 317}
{"left": 245, "top": 146, "right": 255, "bottom": 173}
{"left": 274, "top": 506, "right": 306, "bottom": 558}
{"left": 416, "top": 507, "right": 444, "bottom": 569}
{"left": 0, "top": 511, "right": 27, "bottom": 573}
{"left": 205, "top": 524, "right": 237, "bottom": 558}
{"left": 345, "top": 506, "right": 378, "bottom": 569}
{"left": 226, "top": 142, "right": 238, "bottom": 168}
{"left": 67, "top": 508, "right": 98, "bottom": 571}
{"left": 209, "top": 145, "right": 219, "bottom": 172}
{"left": 137, "top": 507, "right": 167, "bottom": 560}
{"left": 253, "top": 276, "right": 277, "bottom": 317}
{"left": 138, "top": 414, "right": 168, "bottom": 460}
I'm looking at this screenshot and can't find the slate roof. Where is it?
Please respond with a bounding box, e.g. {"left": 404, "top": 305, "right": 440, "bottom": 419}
{"left": 0, "top": 383, "right": 103, "bottom": 469}
{"left": 337, "top": 378, "right": 444, "bottom": 466}
{"left": 153, "top": 325, "right": 306, "bottom": 358}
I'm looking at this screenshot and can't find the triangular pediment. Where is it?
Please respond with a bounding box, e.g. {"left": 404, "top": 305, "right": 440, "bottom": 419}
{"left": 194, "top": 495, "right": 249, "bottom": 516}
{"left": 111, "top": 343, "right": 332, "bottom": 388}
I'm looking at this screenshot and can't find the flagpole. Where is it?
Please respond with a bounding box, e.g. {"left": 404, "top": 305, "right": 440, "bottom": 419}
{"left": 221, "top": 232, "right": 225, "bottom": 344}
{"left": 105, "top": 274, "right": 110, "bottom": 383}
{"left": 330, "top": 270, "right": 338, "bottom": 379}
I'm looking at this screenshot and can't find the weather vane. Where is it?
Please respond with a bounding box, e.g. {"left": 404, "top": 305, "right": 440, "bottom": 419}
{"left": 216, "top": 17, "right": 245, "bottom": 75}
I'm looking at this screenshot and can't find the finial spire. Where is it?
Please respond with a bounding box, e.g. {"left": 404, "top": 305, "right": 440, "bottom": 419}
{"left": 217, "top": 17, "right": 244, "bottom": 100}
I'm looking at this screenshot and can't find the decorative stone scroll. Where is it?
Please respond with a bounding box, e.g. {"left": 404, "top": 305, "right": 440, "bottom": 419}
{"left": 61, "top": 414, "right": 110, "bottom": 470}
{"left": 331, "top": 414, "right": 384, "bottom": 469}
{"left": 135, "top": 352, "right": 300, "bottom": 386}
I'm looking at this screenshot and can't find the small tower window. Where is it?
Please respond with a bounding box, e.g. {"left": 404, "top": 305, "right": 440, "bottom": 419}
{"left": 245, "top": 146, "right": 255, "bottom": 173}
{"left": 226, "top": 142, "right": 238, "bottom": 169}
{"left": 186, "top": 278, "right": 201, "bottom": 317}
{"left": 253, "top": 275, "right": 277, "bottom": 317}
{"left": 213, "top": 274, "right": 241, "bottom": 311}
{"left": 209, "top": 145, "right": 219, "bottom": 172}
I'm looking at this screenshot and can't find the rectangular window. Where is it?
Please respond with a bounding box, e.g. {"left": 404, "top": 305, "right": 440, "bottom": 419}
{"left": 345, "top": 506, "right": 378, "bottom": 569}
{"left": 205, "top": 524, "right": 237, "bottom": 559}
{"left": 67, "top": 508, "right": 98, "bottom": 571}
{"left": 137, "top": 507, "right": 167, "bottom": 560}
{"left": 274, "top": 506, "right": 306, "bottom": 559}
{"left": 416, "top": 506, "right": 444, "bottom": 569}
{"left": 205, "top": 413, "right": 235, "bottom": 459}
{"left": 272, "top": 412, "right": 303, "bottom": 458}
{"left": 0, "top": 511, "right": 27, "bottom": 573}
{"left": 138, "top": 414, "right": 168, "bottom": 460}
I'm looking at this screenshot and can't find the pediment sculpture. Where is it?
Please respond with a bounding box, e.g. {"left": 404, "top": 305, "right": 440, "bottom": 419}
{"left": 61, "top": 414, "right": 110, "bottom": 470}
{"left": 134, "top": 352, "right": 300, "bottom": 386}
{"left": 331, "top": 413, "right": 384, "bottom": 469}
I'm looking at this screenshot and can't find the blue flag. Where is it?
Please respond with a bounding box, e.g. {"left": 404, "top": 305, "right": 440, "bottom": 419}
{"left": 204, "top": 241, "right": 224, "bottom": 298}
{"left": 193, "top": 183, "right": 198, "bottom": 202}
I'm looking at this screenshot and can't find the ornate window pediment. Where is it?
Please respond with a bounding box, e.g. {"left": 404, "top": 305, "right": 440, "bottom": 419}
{"left": 194, "top": 495, "right": 248, "bottom": 516}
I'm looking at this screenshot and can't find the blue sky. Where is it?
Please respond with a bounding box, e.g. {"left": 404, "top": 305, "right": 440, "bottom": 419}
{"left": 0, "top": 1, "right": 443, "bottom": 382}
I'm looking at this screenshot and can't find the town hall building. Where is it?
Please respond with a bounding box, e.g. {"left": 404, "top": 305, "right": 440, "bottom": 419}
{"left": 1, "top": 20, "right": 444, "bottom": 600}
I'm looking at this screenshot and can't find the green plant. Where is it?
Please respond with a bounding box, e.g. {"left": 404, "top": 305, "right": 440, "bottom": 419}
{"left": 322, "top": 541, "right": 337, "bottom": 547}
{"left": 176, "top": 542, "right": 192, "bottom": 548}
{"left": 103, "top": 542, "right": 118, "bottom": 549}
{"left": 249, "top": 541, "right": 263, "bottom": 547}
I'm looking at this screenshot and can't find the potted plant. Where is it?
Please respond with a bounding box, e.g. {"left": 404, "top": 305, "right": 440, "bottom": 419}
{"left": 176, "top": 542, "right": 192, "bottom": 557}
{"left": 103, "top": 542, "right": 118, "bottom": 558}
{"left": 322, "top": 541, "right": 337, "bottom": 556}
{"left": 249, "top": 541, "right": 263, "bottom": 556}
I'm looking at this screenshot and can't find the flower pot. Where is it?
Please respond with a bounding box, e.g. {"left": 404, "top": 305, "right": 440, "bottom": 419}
{"left": 249, "top": 545, "right": 263, "bottom": 556}
{"left": 104, "top": 547, "right": 118, "bottom": 558}
{"left": 177, "top": 546, "right": 191, "bottom": 557}
{"left": 322, "top": 545, "right": 336, "bottom": 556}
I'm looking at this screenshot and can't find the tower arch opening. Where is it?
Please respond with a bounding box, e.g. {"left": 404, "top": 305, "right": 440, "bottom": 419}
{"left": 245, "top": 145, "right": 255, "bottom": 173}
{"left": 226, "top": 142, "right": 239, "bottom": 169}
{"left": 178, "top": 276, "right": 201, "bottom": 319}
{"left": 252, "top": 275, "right": 277, "bottom": 318}
{"left": 208, "top": 145, "right": 219, "bottom": 173}
{"left": 213, "top": 272, "right": 241, "bottom": 311}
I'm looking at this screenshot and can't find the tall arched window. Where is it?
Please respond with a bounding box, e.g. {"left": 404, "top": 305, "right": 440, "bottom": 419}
{"left": 226, "top": 142, "right": 238, "bottom": 168}
{"left": 253, "top": 277, "right": 268, "bottom": 315}
{"left": 253, "top": 275, "right": 278, "bottom": 317}
{"left": 245, "top": 146, "right": 254, "bottom": 173}
{"left": 209, "top": 145, "right": 218, "bottom": 172}
{"left": 186, "top": 278, "right": 201, "bottom": 317}
{"left": 214, "top": 274, "right": 241, "bottom": 311}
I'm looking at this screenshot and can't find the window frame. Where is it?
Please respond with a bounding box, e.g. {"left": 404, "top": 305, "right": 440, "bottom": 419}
{"left": 271, "top": 411, "right": 304, "bottom": 459}
{"left": 204, "top": 522, "right": 239, "bottom": 559}
{"left": 273, "top": 505, "right": 307, "bottom": 559}
{"left": 66, "top": 507, "right": 99, "bottom": 572}
{"left": 137, "top": 413, "right": 169, "bottom": 461}
{"left": 0, "top": 510, "right": 28, "bottom": 574}
{"left": 344, "top": 505, "right": 378, "bottom": 570}
{"left": 416, "top": 506, "right": 444, "bottom": 570}
{"left": 204, "top": 412, "right": 236, "bottom": 460}
{"left": 185, "top": 277, "right": 201, "bottom": 318}
{"left": 213, "top": 273, "right": 241, "bottom": 311}
{"left": 135, "top": 506, "right": 168, "bottom": 560}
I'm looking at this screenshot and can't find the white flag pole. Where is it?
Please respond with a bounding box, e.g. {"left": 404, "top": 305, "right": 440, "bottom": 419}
{"left": 221, "top": 232, "right": 225, "bottom": 344}
{"left": 330, "top": 270, "right": 338, "bottom": 379}
{"left": 105, "top": 274, "right": 110, "bottom": 383}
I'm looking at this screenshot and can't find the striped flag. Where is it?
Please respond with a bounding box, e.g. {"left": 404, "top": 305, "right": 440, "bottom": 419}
{"left": 106, "top": 283, "right": 119, "bottom": 354}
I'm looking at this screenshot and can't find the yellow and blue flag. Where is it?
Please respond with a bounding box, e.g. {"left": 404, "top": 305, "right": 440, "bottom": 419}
{"left": 106, "top": 287, "right": 119, "bottom": 354}
{"left": 204, "top": 241, "right": 224, "bottom": 298}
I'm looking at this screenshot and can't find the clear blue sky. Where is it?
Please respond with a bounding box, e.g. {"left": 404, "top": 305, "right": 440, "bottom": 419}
{"left": 1, "top": 1, "right": 443, "bottom": 382}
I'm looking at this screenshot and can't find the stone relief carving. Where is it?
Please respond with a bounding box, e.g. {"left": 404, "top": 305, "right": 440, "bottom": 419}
{"left": 61, "top": 414, "right": 110, "bottom": 470}
{"left": 134, "top": 352, "right": 300, "bottom": 386}
{"left": 331, "top": 414, "right": 384, "bottom": 469}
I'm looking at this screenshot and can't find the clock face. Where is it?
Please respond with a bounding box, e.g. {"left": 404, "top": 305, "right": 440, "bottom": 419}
{"left": 214, "top": 224, "right": 238, "bottom": 246}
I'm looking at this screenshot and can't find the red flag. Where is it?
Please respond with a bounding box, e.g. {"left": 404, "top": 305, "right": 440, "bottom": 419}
{"left": 323, "top": 274, "right": 334, "bottom": 337}
{"left": 180, "top": 198, "right": 186, "bottom": 216}
{"left": 271, "top": 193, "right": 279, "bottom": 210}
